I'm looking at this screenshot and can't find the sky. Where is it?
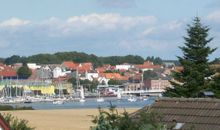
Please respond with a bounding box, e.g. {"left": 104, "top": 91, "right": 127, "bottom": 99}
{"left": 0, "top": 0, "right": 220, "bottom": 60}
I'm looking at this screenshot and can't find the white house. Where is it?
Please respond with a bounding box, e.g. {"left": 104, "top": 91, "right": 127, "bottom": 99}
{"left": 85, "top": 71, "right": 99, "bottom": 81}
{"left": 52, "top": 67, "right": 68, "bottom": 78}
{"left": 98, "top": 77, "right": 109, "bottom": 85}
{"left": 27, "top": 63, "right": 41, "bottom": 70}
{"left": 116, "top": 64, "right": 132, "bottom": 70}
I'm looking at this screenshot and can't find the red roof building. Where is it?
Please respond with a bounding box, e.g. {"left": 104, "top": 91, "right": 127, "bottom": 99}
{"left": 0, "top": 63, "right": 17, "bottom": 79}
{"left": 134, "top": 61, "right": 162, "bottom": 71}
{"left": 100, "top": 73, "right": 129, "bottom": 81}
{"left": 62, "top": 61, "right": 93, "bottom": 73}
{"left": 62, "top": 61, "right": 79, "bottom": 70}
{"left": 78, "top": 62, "right": 93, "bottom": 73}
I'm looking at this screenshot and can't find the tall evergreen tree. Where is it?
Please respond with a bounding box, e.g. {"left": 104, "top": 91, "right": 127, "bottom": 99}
{"left": 164, "top": 17, "right": 216, "bottom": 97}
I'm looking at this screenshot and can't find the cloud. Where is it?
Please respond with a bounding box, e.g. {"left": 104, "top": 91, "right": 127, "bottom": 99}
{"left": 66, "top": 13, "right": 157, "bottom": 32}
{"left": 0, "top": 18, "right": 30, "bottom": 27}
{"left": 206, "top": 10, "right": 220, "bottom": 23}
{"left": 164, "top": 20, "right": 183, "bottom": 30}
{"left": 0, "top": 13, "right": 219, "bottom": 60}
{"left": 97, "top": 0, "right": 137, "bottom": 8}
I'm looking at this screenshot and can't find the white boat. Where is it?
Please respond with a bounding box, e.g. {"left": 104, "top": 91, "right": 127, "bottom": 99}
{"left": 79, "top": 98, "right": 86, "bottom": 102}
{"left": 79, "top": 86, "right": 86, "bottom": 102}
{"left": 117, "top": 90, "right": 122, "bottom": 100}
{"left": 97, "top": 91, "right": 104, "bottom": 102}
{"left": 128, "top": 96, "right": 137, "bottom": 102}
{"left": 97, "top": 97, "right": 104, "bottom": 102}
{"left": 53, "top": 100, "right": 64, "bottom": 105}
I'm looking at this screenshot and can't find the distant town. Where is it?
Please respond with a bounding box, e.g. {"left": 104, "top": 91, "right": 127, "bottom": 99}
{"left": 0, "top": 52, "right": 183, "bottom": 102}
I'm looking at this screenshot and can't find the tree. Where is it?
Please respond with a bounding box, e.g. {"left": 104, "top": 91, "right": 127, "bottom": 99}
{"left": 143, "top": 70, "right": 158, "bottom": 80}
{"left": 108, "top": 79, "right": 123, "bottom": 85}
{"left": 91, "top": 105, "right": 165, "bottom": 130}
{"left": 1, "top": 113, "right": 35, "bottom": 130}
{"left": 17, "top": 64, "right": 32, "bottom": 79}
{"left": 210, "top": 75, "right": 220, "bottom": 98}
{"left": 164, "top": 17, "right": 216, "bottom": 97}
{"left": 146, "top": 56, "right": 163, "bottom": 65}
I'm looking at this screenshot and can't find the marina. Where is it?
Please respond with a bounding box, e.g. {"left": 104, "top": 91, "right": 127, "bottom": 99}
{"left": 5, "top": 97, "right": 155, "bottom": 110}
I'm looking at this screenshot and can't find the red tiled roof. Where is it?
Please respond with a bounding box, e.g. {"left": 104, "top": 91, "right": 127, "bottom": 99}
{"left": 134, "top": 61, "right": 162, "bottom": 70}
{"left": 96, "top": 67, "right": 106, "bottom": 73}
{"left": 0, "top": 63, "right": 17, "bottom": 77}
{"left": 100, "top": 73, "right": 128, "bottom": 81}
{"left": 78, "top": 62, "right": 93, "bottom": 73}
{"left": 62, "top": 61, "right": 79, "bottom": 70}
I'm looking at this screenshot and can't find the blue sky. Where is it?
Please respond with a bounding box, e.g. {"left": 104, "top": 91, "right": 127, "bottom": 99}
{"left": 0, "top": 0, "right": 219, "bottom": 59}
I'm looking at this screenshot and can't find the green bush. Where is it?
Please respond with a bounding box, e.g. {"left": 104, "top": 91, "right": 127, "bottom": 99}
{"left": 1, "top": 113, "right": 35, "bottom": 130}
{"left": 91, "top": 104, "right": 166, "bottom": 130}
{"left": 0, "top": 105, "right": 34, "bottom": 111}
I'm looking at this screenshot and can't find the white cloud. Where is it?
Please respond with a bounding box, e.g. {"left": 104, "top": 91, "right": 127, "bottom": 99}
{"left": 206, "top": 10, "right": 220, "bottom": 23}
{"left": 66, "top": 13, "right": 157, "bottom": 31}
{"left": 0, "top": 13, "right": 219, "bottom": 59}
{"left": 0, "top": 18, "right": 30, "bottom": 27}
{"left": 165, "top": 20, "right": 182, "bottom": 30}
{"left": 140, "top": 27, "right": 155, "bottom": 37}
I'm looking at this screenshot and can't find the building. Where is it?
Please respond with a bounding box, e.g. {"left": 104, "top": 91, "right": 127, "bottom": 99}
{"left": 85, "top": 71, "right": 99, "bottom": 81}
{"left": 144, "top": 78, "right": 171, "bottom": 90}
{"left": 133, "top": 98, "right": 220, "bottom": 130}
{"left": 27, "top": 63, "right": 41, "bottom": 70}
{"left": 77, "top": 63, "right": 93, "bottom": 73}
{"left": 124, "top": 82, "right": 144, "bottom": 91}
{"left": 52, "top": 67, "right": 67, "bottom": 78}
{"left": 62, "top": 61, "right": 78, "bottom": 70}
{"left": 134, "top": 61, "right": 162, "bottom": 72}
{"left": 0, "top": 63, "right": 17, "bottom": 79}
{"left": 116, "top": 64, "right": 133, "bottom": 71}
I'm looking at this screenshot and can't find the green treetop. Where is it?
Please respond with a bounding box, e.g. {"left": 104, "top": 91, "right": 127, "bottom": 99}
{"left": 164, "top": 17, "right": 216, "bottom": 98}
{"left": 17, "top": 63, "right": 32, "bottom": 79}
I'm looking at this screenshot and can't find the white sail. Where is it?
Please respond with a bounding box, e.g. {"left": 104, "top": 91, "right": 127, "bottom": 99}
{"left": 97, "top": 91, "right": 104, "bottom": 102}
{"left": 80, "top": 86, "right": 85, "bottom": 99}
{"left": 117, "top": 90, "right": 122, "bottom": 99}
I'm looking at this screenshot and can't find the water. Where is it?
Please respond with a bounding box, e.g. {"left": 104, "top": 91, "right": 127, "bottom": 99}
{"left": 10, "top": 97, "right": 156, "bottom": 110}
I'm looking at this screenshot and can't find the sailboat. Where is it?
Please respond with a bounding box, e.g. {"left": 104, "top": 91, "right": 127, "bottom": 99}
{"left": 75, "top": 68, "right": 86, "bottom": 102}
{"left": 79, "top": 85, "right": 85, "bottom": 102}
{"left": 53, "top": 82, "right": 64, "bottom": 105}
{"left": 127, "top": 95, "right": 137, "bottom": 102}
{"left": 117, "top": 89, "right": 122, "bottom": 100}
{"left": 96, "top": 91, "right": 104, "bottom": 102}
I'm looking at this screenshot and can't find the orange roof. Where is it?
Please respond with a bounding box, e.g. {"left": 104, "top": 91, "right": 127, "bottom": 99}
{"left": 62, "top": 61, "right": 78, "bottom": 70}
{"left": 101, "top": 73, "right": 128, "bottom": 81}
{"left": 133, "top": 61, "right": 162, "bottom": 70}
{"left": 96, "top": 67, "right": 106, "bottom": 73}
{"left": 134, "top": 64, "right": 161, "bottom": 70}
{"left": 78, "top": 62, "right": 93, "bottom": 73}
{"left": 0, "top": 63, "right": 17, "bottom": 77}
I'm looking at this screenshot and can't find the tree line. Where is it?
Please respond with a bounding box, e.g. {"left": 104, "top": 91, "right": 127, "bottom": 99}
{"left": 2, "top": 52, "right": 164, "bottom": 67}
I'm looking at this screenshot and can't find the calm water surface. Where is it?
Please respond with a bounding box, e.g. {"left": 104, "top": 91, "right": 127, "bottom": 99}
{"left": 11, "top": 97, "right": 156, "bottom": 110}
